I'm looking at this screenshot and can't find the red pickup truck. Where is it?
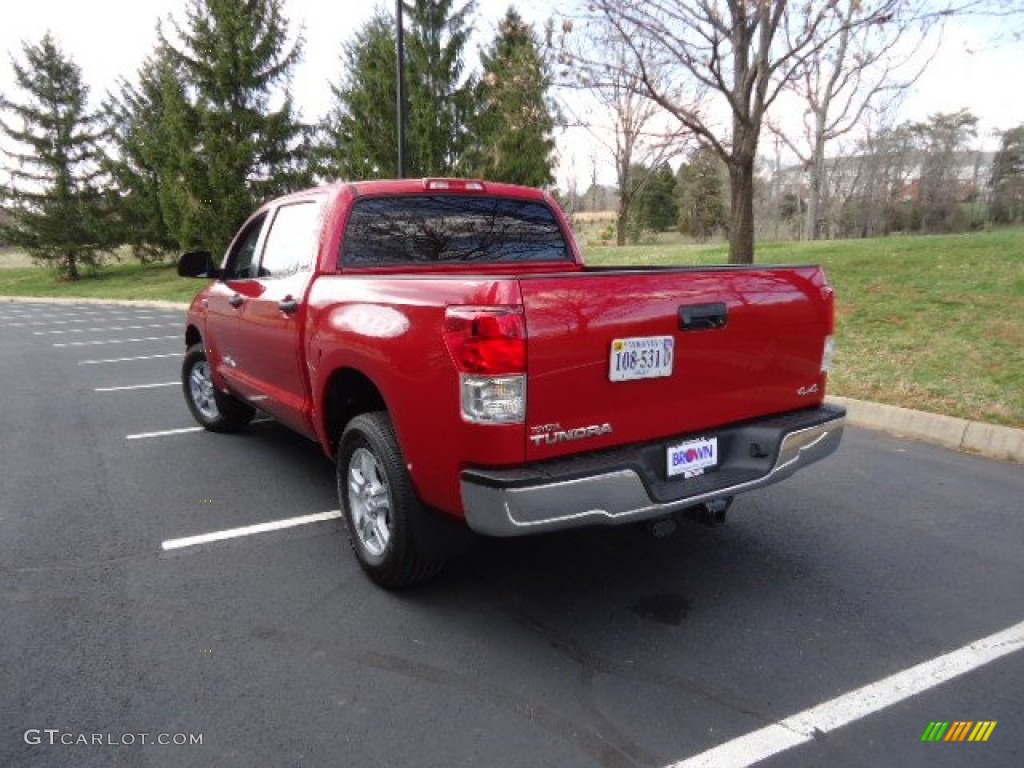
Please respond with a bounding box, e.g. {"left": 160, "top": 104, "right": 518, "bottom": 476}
{"left": 178, "top": 178, "right": 845, "bottom": 587}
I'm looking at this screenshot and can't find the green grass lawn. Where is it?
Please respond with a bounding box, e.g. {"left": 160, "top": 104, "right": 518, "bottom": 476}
{"left": 2, "top": 230, "right": 1022, "bottom": 427}
{"left": 0, "top": 258, "right": 201, "bottom": 303}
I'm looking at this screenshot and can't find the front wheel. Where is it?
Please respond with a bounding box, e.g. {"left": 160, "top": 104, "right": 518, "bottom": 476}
{"left": 338, "top": 412, "right": 443, "bottom": 588}
{"left": 182, "top": 343, "right": 254, "bottom": 432}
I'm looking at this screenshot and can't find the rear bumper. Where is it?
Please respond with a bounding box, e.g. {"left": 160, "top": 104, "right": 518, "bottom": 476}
{"left": 461, "top": 405, "right": 845, "bottom": 536}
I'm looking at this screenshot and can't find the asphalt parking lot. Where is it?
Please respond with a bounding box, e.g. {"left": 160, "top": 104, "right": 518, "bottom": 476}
{"left": 2, "top": 299, "right": 1022, "bottom": 768}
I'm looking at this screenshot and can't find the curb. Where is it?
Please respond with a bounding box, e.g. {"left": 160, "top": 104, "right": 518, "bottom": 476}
{"left": 828, "top": 396, "right": 1023, "bottom": 465}
{"left": 3, "top": 296, "right": 1021, "bottom": 464}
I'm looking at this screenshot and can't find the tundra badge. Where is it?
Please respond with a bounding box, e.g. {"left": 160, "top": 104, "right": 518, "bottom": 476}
{"left": 529, "top": 422, "right": 613, "bottom": 446}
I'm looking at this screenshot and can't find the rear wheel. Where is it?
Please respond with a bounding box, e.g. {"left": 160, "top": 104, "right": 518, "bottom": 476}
{"left": 338, "top": 412, "right": 443, "bottom": 588}
{"left": 182, "top": 343, "right": 254, "bottom": 432}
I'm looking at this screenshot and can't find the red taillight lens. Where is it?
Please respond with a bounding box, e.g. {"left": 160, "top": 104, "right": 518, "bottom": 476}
{"left": 443, "top": 306, "right": 526, "bottom": 374}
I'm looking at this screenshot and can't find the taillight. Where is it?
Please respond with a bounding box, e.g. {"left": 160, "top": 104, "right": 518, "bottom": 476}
{"left": 821, "top": 335, "right": 836, "bottom": 373}
{"left": 443, "top": 306, "right": 526, "bottom": 375}
{"left": 444, "top": 306, "right": 526, "bottom": 424}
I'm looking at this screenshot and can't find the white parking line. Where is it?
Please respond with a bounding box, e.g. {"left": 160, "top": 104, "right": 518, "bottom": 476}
{"left": 161, "top": 510, "right": 342, "bottom": 551}
{"left": 669, "top": 618, "right": 1024, "bottom": 768}
{"left": 5, "top": 317, "right": 157, "bottom": 326}
{"left": 126, "top": 427, "right": 204, "bottom": 440}
{"left": 1, "top": 311, "right": 161, "bottom": 321}
{"left": 79, "top": 353, "right": 180, "bottom": 365}
{"left": 95, "top": 382, "right": 178, "bottom": 392}
{"left": 53, "top": 335, "right": 179, "bottom": 347}
{"left": 33, "top": 323, "right": 178, "bottom": 335}
{"left": 1, "top": 311, "right": 102, "bottom": 318}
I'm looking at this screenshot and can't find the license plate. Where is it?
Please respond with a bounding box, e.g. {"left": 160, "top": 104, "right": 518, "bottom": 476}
{"left": 609, "top": 336, "right": 674, "bottom": 382}
{"left": 667, "top": 436, "right": 718, "bottom": 478}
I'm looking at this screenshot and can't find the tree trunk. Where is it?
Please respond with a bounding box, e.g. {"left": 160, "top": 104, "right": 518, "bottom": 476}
{"left": 66, "top": 251, "right": 80, "bottom": 281}
{"left": 615, "top": 200, "right": 628, "bottom": 246}
{"left": 805, "top": 123, "right": 827, "bottom": 240}
{"left": 728, "top": 157, "right": 755, "bottom": 264}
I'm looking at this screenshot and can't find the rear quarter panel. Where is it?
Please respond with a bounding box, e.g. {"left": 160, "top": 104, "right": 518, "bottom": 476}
{"left": 305, "top": 275, "right": 526, "bottom": 517}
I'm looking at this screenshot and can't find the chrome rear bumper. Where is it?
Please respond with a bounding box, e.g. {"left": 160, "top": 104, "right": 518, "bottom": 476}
{"left": 461, "top": 405, "right": 845, "bottom": 537}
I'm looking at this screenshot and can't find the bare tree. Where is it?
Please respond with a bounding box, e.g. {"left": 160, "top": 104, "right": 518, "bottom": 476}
{"left": 558, "top": 25, "right": 685, "bottom": 246}
{"left": 771, "top": 2, "right": 940, "bottom": 240}
{"left": 576, "top": 0, "right": 954, "bottom": 263}
{"left": 840, "top": 118, "right": 920, "bottom": 237}
{"left": 913, "top": 109, "right": 980, "bottom": 232}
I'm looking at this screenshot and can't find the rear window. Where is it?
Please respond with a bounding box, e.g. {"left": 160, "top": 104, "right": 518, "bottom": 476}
{"left": 340, "top": 195, "right": 570, "bottom": 266}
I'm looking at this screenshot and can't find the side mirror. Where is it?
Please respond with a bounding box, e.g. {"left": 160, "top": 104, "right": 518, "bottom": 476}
{"left": 178, "top": 250, "right": 220, "bottom": 278}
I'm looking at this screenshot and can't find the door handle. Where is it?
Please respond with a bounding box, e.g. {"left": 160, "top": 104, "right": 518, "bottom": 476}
{"left": 278, "top": 298, "right": 299, "bottom": 315}
{"left": 679, "top": 302, "right": 728, "bottom": 331}
{"left": 229, "top": 294, "right": 244, "bottom": 308}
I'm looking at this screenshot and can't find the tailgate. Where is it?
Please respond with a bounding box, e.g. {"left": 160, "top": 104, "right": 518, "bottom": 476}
{"left": 520, "top": 266, "right": 833, "bottom": 461}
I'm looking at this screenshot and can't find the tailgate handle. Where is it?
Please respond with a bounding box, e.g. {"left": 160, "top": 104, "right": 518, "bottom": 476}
{"left": 679, "top": 302, "right": 728, "bottom": 331}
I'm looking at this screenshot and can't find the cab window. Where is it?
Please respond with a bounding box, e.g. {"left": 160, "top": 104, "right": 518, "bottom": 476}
{"left": 340, "top": 195, "right": 570, "bottom": 266}
{"left": 222, "top": 214, "right": 267, "bottom": 280}
{"left": 258, "top": 201, "right": 323, "bottom": 279}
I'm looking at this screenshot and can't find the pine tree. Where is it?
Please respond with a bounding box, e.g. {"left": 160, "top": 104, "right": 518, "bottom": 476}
{"left": 0, "top": 34, "right": 113, "bottom": 279}
{"left": 319, "top": 11, "right": 399, "bottom": 180}
{"left": 104, "top": 46, "right": 183, "bottom": 261}
{"left": 159, "top": 0, "right": 309, "bottom": 255}
{"left": 632, "top": 162, "right": 678, "bottom": 232}
{"left": 467, "top": 7, "right": 556, "bottom": 186}
{"left": 404, "top": 0, "right": 477, "bottom": 176}
{"left": 677, "top": 145, "right": 726, "bottom": 241}
{"left": 320, "top": 0, "right": 476, "bottom": 180}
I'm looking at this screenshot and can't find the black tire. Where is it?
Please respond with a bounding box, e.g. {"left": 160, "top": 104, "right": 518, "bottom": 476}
{"left": 337, "top": 411, "right": 444, "bottom": 588}
{"left": 182, "top": 343, "right": 255, "bottom": 433}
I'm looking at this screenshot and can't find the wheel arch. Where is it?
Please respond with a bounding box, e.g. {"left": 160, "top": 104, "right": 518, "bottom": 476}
{"left": 322, "top": 367, "right": 389, "bottom": 457}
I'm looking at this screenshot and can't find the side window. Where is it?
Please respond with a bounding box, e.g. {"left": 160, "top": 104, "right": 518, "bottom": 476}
{"left": 258, "top": 201, "right": 323, "bottom": 279}
{"left": 223, "top": 214, "right": 267, "bottom": 280}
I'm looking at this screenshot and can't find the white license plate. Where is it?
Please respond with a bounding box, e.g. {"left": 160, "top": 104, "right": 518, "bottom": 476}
{"left": 667, "top": 437, "right": 718, "bottom": 478}
{"left": 609, "top": 336, "right": 674, "bottom": 382}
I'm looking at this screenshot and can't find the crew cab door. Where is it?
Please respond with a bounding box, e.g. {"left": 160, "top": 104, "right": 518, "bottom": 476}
{"left": 231, "top": 199, "right": 324, "bottom": 436}
{"left": 206, "top": 212, "right": 269, "bottom": 391}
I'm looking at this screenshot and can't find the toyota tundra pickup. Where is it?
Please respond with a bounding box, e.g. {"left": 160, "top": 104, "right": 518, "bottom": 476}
{"left": 178, "top": 178, "right": 845, "bottom": 587}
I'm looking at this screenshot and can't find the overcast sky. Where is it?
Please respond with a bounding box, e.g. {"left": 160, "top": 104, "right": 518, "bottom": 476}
{"left": 1, "top": 1, "right": 1022, "bottom": 189}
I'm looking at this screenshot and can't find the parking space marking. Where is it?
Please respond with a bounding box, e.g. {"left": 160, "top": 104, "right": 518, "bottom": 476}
{"left": 33, "top": 323, "right": 179, "bottom": 335}
{"left": 161, "top": 510, "right": 342, "bottom": 551}
{"left": 4, "top": 316, "right": 165, "bottom": 327}
{"left": 1, "top": 311, "right": 105, "bottom": 318}
{"left": 53, "top": 335, "right": 179, "bottom": 348}
{"left": 1, "top": 311, "right": 167, "bottom": 321}
{"left": 669, "top": 618, "right": 1024, "bottom": 768}
{"left": 79, "top": 353, "right": 180, "bottom": 365}
{"left": 126, "top": 427, "right": 204, "bottom": 440}
{"left": 95, "top": 382, "right": 178, "bottom": 392}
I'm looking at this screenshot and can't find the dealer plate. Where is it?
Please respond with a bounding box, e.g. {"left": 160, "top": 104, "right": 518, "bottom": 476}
{"left": 609, "top": 336, "right": 674, "bottom": 382}
{"left": 667, "top": 436, "right": 718, "bottom": 478}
